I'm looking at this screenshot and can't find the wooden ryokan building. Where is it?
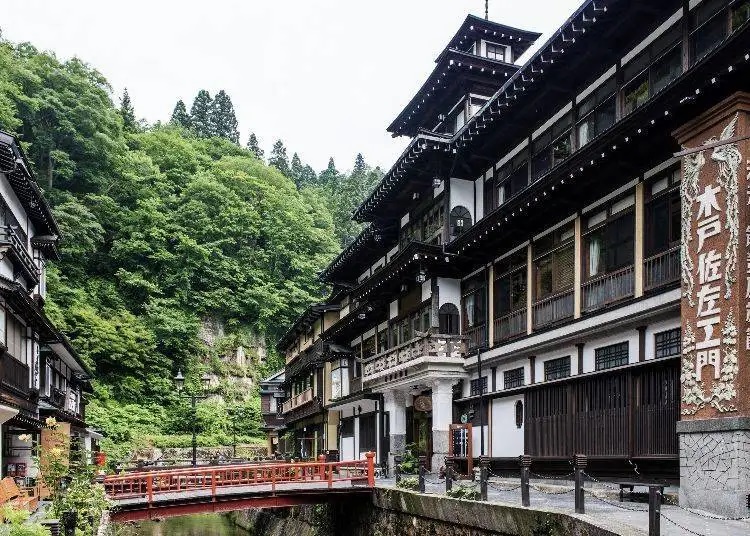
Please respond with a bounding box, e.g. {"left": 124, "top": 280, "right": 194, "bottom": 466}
{"left": 276, "top": 0, "right": 750, "bottom": 517}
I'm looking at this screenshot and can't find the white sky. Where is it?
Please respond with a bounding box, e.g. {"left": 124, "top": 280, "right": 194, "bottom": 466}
{"left": 2, "top": 0, "right": 581, "bottom": 173}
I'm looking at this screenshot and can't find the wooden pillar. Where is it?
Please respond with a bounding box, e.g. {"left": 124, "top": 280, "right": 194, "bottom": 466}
{"left": 574, "top": 215, "right": 582, "bottom": 318}
{"left": 528, "top": 355, "right": 536, "bottom": 385}
{"left": 634, "top": 181, "right": 645, "bottom": 298}
{"left": 576, "top": 343, "right": 585, "bottom": 375}
{"left": 487, "top": 264, "right": 495, "bottom": 344}
{"left": 637, "top": 326, "right": 647, "bottom": 362}
{"left": 526, "top": 243, "right": 533, "bottom": 334}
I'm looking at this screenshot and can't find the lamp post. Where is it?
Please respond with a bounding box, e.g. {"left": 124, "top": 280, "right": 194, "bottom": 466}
{"left": 174, "top": 370, "right": 211, "bottom": 467}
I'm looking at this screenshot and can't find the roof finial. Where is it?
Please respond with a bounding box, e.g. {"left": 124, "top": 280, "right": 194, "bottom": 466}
{"left": 485, "top": 0, "right": 489, "bottom": 20}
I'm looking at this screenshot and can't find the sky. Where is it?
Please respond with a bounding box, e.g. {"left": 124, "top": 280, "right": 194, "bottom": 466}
{"left": 2, "top": 0, "right": 581, "bottom": 173}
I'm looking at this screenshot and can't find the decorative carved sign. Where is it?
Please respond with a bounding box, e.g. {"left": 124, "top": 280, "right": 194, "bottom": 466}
{"left": 413, "top": 395, "right": 432, "bottom": 412}
{"left": 676, "top": 99, "right": 750, "bottom": 419}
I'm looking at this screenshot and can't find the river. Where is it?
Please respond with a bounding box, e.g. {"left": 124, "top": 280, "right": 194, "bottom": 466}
{"left": 116, "top": 514, "right": 250, "bottom": 535}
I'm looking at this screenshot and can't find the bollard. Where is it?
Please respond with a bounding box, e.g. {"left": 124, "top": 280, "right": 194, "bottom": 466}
{"left": 648, "top": 486, "right": 661, "bottom": 536}
{"left": 479, "top": 456, "right": 489, "bottom": 501}
{"left": 520, "top": 455, "right": 531, "bottom": 507}
{"left": 574, "top": 454, "right": 587, "bottom": 514}
{"left": 394, "top": 454, "right": 402, "bottom": 483}
{"left": 418, "top": 456, "right": 426, "bottom": 493}
{"left": 445, "top": 457, "right": 453, "bottom": 493}
{"left": 61, "top": 510, "right": 77, "bottom": 536}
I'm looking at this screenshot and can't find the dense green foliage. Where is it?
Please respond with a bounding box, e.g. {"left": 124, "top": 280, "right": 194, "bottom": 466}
{"left": 0, "top": 36, "right": 380, "bottom": 456}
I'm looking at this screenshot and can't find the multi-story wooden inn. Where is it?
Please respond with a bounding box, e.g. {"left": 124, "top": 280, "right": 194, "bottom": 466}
{"left": 0, "top": 131, "right": 94, "bottom": 481}
{"left": 277, "top": 0, "right": 750, "bottom": 517}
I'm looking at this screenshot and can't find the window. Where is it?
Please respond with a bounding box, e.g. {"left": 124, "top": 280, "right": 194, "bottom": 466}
{"left": 450, "top": 206, "right": 472, "bottom": 238}
{"left": 488, "top": 151, "right": 529, "bottom": 211}
{"left": 470, "top": 376, "right": 488, "bottom": 396}
{"left": 544, "top": 356, "right": 571, "bottom": 381}
{"left": 439, "top": 303, "right": 460, "bottom": 335}
{"left": 330, "top": 358, "right": 350, "bottom": 400}
{"left": 377, "top": 329, "right": 388, "bottom": 354}
{"left": 6, "top": 314, "right": 27, "bottom": 364}
{"left": 359, "top": 413, "right": 377, "bottom": 452}
{"left": 531, "top": 113, "right": 573, "bottom": 180}
{"left": 494, "top": 250, "right": 527, "bottom": 318}
{"left": 461, "top": 273, "right": 487, "bottom": 331}
{"left": 533, "top": 225, "right": 575, "bottom": 300}
{"left": 655, "top": 328, "right": 681, "bottom": 359}
{"left": 391, "top": 303, "right": 431, "bottom": 345}
{"left": 645, "top": 169, "right": 681, "bottom": 256}
{"left": 515, "top": 400, "right": 524, "bottom": 428}
{"left": 595, "top": 342, "right": 629, "bottom": 370}
{"left": 362, "top": 335, "right": 376, "bottom": 360}
{"left": 576, "top": 77, "right": 616, "bottom": 147}
{"left": 622, "top": 25, "right": 682, "bottom": 115}
{"left": 585, "top": 208, "right": 635, "bottom": 279}
{"left": 504, "top": 367, "right": 525, "bottom": 389}
{"left": 341, "top": 418, "right": 354, "bottom": 438}
{"left": 402, "top": 201, "right": 446, "bottom": 248}
{"left": 486, "top": 43, "right": 505, "bottom": 61}
{"left": 690, "top": 0, "right": 728, "bottom": 64}
{"left": 732, "top": 1, "right": 750, "bottom": 31}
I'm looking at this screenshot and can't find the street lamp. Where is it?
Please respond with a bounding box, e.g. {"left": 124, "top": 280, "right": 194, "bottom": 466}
{"left": 174, "top": 370, "right": 211, "bottom": 466}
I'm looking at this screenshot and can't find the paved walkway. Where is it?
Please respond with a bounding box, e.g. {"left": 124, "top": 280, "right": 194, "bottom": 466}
{"left": 376, "top": 476, "right": 750, "bottom": 536}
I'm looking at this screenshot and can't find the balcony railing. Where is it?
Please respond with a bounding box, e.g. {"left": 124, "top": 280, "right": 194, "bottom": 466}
{"left": 465, "top": 324, "right": 487, "bottom": 351}
{"left": 532, "top": 289, "right": 574, "bottom": 329}
{"left": 494, "top": 309, "right": 527, "bottom": 343}
{"left": 582, "top": 265, "right": 634, "bottom": 313}
{"left": 0, "top": 354, "right": 29, "bottom": 394}
{"left": 644, "top": 247, "right": 680, "bottom": 292}
{"left": 0, "top": 226, "right": 39, "bottom": 284}
{"left": 282, "top": 387, "right": 314, "bottom": 414}
{"left": 363, "top": 333, "right": 466, "bottom": 380}
{"left": 49, "top": 386, "right": 66, "bottom": 408}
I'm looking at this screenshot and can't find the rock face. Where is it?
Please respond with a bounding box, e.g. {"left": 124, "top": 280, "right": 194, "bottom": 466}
{"left": 228, "top": 488, "right": 639, "bottom": 536}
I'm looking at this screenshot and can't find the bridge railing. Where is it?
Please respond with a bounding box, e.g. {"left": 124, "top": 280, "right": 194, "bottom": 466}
{"left": 104, "top": 452, "right": 376, "bottom": 503}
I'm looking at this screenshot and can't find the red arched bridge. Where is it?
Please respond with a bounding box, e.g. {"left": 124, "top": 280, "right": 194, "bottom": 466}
{"left": 104, "top": 453, "right": 375, "bottom": 522}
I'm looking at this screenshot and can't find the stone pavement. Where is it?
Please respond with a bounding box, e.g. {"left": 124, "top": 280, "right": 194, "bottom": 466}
{"left": 376, "top": 476, "right": 750, "bottom": 536}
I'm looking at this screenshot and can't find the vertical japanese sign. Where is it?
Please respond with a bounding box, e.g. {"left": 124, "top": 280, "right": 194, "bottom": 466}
{"left": 677, "top": 99, "right": 750, "bottom": 419}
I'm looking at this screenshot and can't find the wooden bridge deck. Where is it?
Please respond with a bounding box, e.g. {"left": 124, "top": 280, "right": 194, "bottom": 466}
{"left": 105, "top": 454, "right": 376, "bottom": 522}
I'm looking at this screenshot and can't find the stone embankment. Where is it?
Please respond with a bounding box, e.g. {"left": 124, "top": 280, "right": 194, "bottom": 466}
{"left": 229, "top": 487, "right": 640, "bottom": 536}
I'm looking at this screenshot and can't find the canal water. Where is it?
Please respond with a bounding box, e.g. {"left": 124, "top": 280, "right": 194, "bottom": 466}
{"left": 117, "top": 514, "right": 250, "bottom": 535}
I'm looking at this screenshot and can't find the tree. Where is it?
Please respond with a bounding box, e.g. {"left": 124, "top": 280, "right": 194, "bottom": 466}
{"left": 120, "top": 88, "right": 137, "bottom": 132}
{"left": 352, "top": 152, "right": 366, "bottom": 178}
{"left": 268, "top": 140, "right": 290, "bottom": 177}
{"left": 210, "top": 90, "right": 239, "bottom": 143}
{"left": 170, "top": 100, "right": 191, "bottom": 128}
{"left": 290, "top": 153, "right": 304, "bottom": 188}
{"left": 246, "top": 132, "right": 264, "bottom": 160}
{"left": 190, "top": 90, "right": 213, "bottom": 137}
{"left": 319, "top": 157, "right": 339, "bottom": 188}
{"left": 300, "top": 165, "right": 317, "bottom": 187}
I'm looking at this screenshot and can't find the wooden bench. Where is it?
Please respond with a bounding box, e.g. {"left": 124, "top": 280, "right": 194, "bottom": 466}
{"left": 0, "top": 477, "right": 38, "bottom": 511}
{"left": 615, "top": 481, "right": 664, "bottom": 503}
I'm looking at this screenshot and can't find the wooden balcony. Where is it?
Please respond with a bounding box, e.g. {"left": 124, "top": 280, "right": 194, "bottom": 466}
{"left": 493, "top": 309, "right": 527, "bottom": 343}
{"left": 0, "top": 226, "right": 40, "bottom": 285}
{"left": 581, "top": 265, "right": 634, "bottom": 313}
{"left": 644, "top": 247, "right": 680, "bottom": 292}
{"left": 362, "top": 333, "right": 466, "bottom": 384}
{"left": 465, "top": 325, "right": 487, "bottom": 352}
{"left": 49, "top": 386, "right": 66, "bottom": 408}
{"left": 282, "top": 388, "right": 314, "bottom": 414}
{"left": 0, "top": 353, "right": 29, "bottom": 394}
{"left": 532, "top": 289, "right": 574, "bottom": 329}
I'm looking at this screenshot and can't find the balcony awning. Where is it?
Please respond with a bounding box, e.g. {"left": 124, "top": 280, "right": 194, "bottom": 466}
{"left": 326, "top": 390, "right": 379, "bottom": 414}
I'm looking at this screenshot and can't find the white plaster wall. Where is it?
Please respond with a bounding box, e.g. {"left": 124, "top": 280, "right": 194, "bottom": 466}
{"left": 582, "top": 330, "right": 640, "bottom": 373}
{"left": 0, "top": 173, "right": 34, "bottom": 241}
{"left": 491, "top": 395, "right": 524, "bottom": 457}
{"left": 474, "top": 176, "right": 484, "bottom": 221}
{"left": 449, "top": 178, "right": 475, "bottom": 224}
{"left": 340, "top": 437, "right": 354, "bottom": 461}
{"left": 472, "top": 425, "right": 489, "bottom": 457}
{"left": 433, "top": 180, "right": 445, "bottom": 197}
{"left": 644, "top": 317, "right": 681, "bottom": 360}
{"left": 354, "top": 418, "right": 360, "bottom": 460}
{"left": 495, "top": 357, "right": 531, "bottom": 391}
{"left": 389, "top": 300, "right": 399, "bottom": 320}
{"left": 421, "top": 279, "right": 432, "bottom": 303}
{"left": 0, "top": 258, "right": 13, "bottom": 280}
{"left": 437, "top": 278, "right": 460, "bottom": 309}
{"left": 400, "top": 213, "right": 410, "bottom": 228}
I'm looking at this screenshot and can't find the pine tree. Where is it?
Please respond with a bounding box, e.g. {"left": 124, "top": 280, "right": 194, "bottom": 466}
{"left": 210, "top": 90, "right": 239, "bottom": 143}
{"left": 352, "top": 153, "right": 367, "bottom": 178}
{"left": 120, "top": 88, "right": 137, "bottom": 131}
{"left": 190, "top": 90, "right": 213, "bottom": 137}
{"left": 268, "top": 140, "right": 291, "bottom": 177}
{"left": 319, "top": 157, "right": 339, "bottom": 188}
{"left": 246, "top": 132, "right": 264, "bottom": 160}
{"left": 290, "top": 153, "right": 304, "bottom": 188}
{"left": 300, "top": 165, "right": 317, "bottom": 187}
{"left": 170, "top": 100, "right": 191, "bottom": 128}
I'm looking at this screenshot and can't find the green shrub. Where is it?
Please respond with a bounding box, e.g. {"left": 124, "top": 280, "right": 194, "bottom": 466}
{"left": 446, "top": 483, "right": 481, "bottom": 500}
{"left": 397, "top": 443, "right": 419, "bottom": 474}
{"left": 396, "top": 476, "right": 419, "bottom": 491}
